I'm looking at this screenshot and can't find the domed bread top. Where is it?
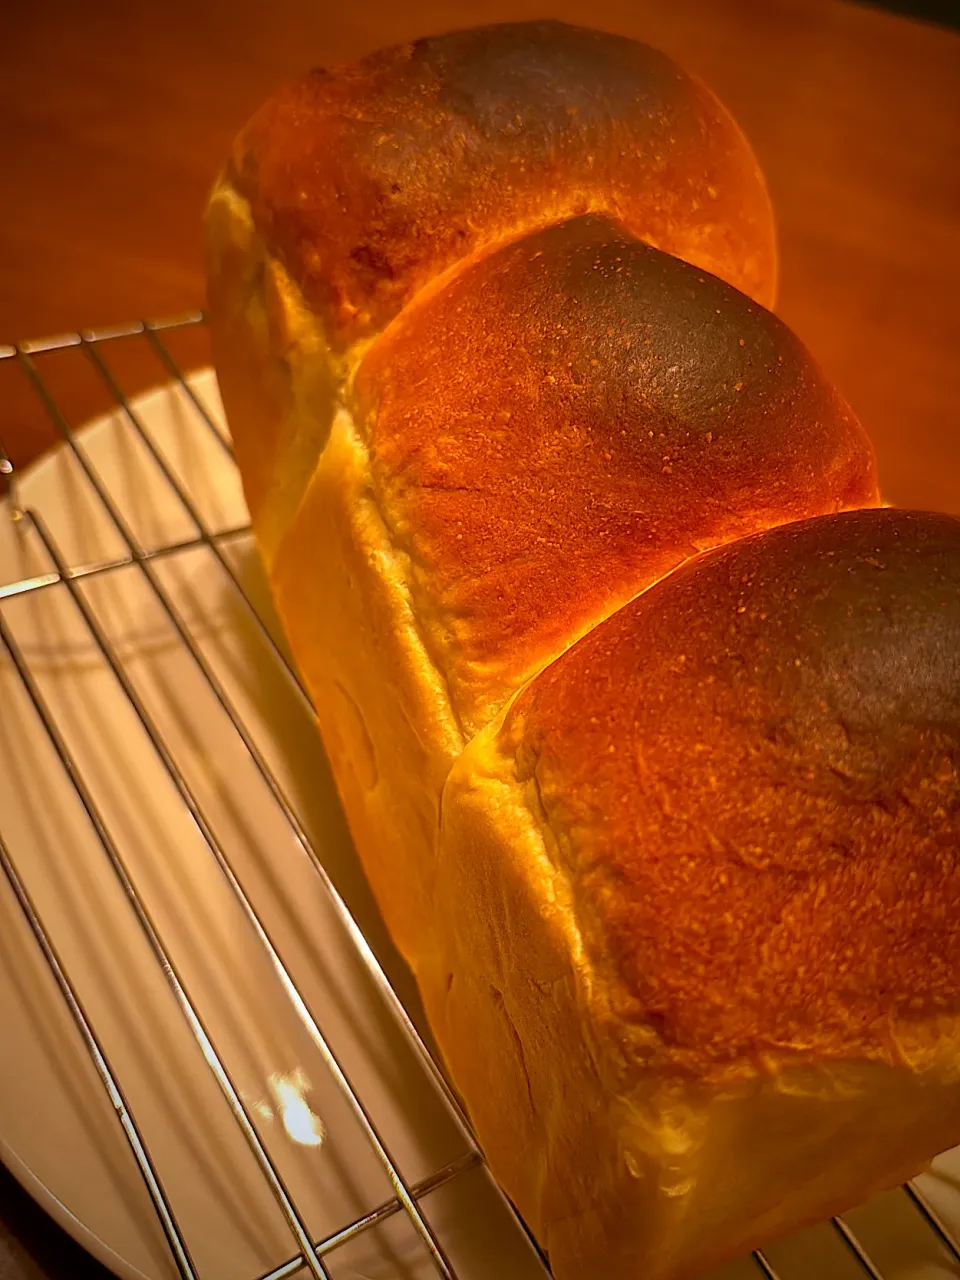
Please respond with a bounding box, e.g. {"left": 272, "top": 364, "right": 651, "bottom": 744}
{"left": 354, "top": 214, "right": 879, "bottom": 736}
{"left": 498, "top": 507, "right": 960, "bottom": 1076}
{"left": 226, "top": 19, "right": 778, "bottom": 351}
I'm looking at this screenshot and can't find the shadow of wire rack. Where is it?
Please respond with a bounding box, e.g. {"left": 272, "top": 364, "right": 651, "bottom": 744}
{"left": 0, "top": 313, "right": 958, "bottom": 1280}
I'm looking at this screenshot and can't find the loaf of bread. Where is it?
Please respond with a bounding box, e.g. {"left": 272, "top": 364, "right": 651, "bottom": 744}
{"left": 205, "top": 21, "right": 960, "bottom": 1280}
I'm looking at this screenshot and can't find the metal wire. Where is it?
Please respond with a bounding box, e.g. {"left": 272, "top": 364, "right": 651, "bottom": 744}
{"left": 831, "top": 1216, "right": 887, "bottom": 1280}
{"left": 8, "top": 321, "right": 472, "bottom": 1126}
{"left": 24, "top": 326, "right": 476, "bottom": 1139}
{"left": 12, "top": 373, "right": 459, "bottom": 1277}
{"left": 2, "top": 668, "right": 479, "bottom": 1277}
{"left": 258, "top": 1151, "right": 482, "bottom": 1280}
{"left": 903, "top": 1182, "right": 960, "bottom": 1264}
{"left": 0, "top": 829, "right": 200, "bottom": 1280}
{"left": 0, "top": 317, "right": 504, "bottom": 1280}
{"left": 17, "top": 342, "right": 311, "bottom": 707}
{"left": 82, "top": 336, "right": 309, "bottom": 701}
{"left": 752, "top": 1250, "right": 783, "bottom": 1280}
{"left": 140, "top": 320, "right": 234, "bottom": 458}
{"left": 0, "top": 525, "right": 251, "bottom": 602}
{"left": 0, "top": 610, "right": 333, "bottom": 1280}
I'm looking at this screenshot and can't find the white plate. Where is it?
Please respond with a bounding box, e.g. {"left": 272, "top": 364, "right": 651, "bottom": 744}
{"left": 0, "top": 362, "right": 958, "bottom": 1280}
{"left": 0, "top": 365, "right": 547, "bottom": 1280}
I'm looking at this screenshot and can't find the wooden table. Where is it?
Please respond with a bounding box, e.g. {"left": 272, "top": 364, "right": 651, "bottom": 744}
{"left": 3, "top": 0, "right": 959, "bottom": 515}
{"left": 1, "top": 1, "right": 958, "bottom": 1276}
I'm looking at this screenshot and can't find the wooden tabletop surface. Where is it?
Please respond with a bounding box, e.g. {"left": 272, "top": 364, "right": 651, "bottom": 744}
{"left": 3, "top": 0, "right": 959, "bottom": 516}
{"left": 0, "top": 0, "right": 959, "bottom": 1276}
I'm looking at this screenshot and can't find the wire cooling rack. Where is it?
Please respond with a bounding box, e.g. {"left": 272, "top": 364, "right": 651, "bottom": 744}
{"left": 0, "top": 314, "right": 958, "bottom": 1280}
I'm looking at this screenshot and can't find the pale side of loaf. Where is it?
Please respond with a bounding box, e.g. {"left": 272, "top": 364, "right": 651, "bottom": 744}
{"left": 204, "top": 20, "right": 960, "bottom": 1280}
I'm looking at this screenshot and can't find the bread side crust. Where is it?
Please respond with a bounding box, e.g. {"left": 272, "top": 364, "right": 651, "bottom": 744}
{"left": 269, "top": 408, "right": 464, "bottom": 966}
{"left": 206, "top": 176, "right": 346, "bottom": 568}
{"left": 207, "top": 174, "right": 465, "bottom": 962}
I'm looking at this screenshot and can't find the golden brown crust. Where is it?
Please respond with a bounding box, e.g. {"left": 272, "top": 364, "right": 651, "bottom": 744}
{"left": 500, "top": 507, "right": 960, "bottom": 1073}
{"left": 228, "top": 20, "right": 777, "bottom": 350}
{"left": 355, "top": 214, "right": 878, "bottom": 735}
